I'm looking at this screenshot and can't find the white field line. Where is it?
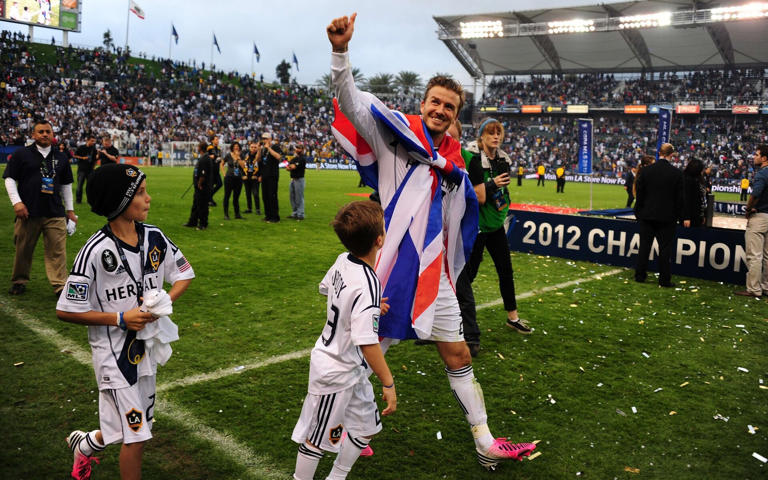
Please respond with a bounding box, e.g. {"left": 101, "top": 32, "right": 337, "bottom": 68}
{"left": 476, "top": 268, "right": 625, "bottom": 310}
{"left": 0, "top": 300, "right": 290, "bottom": 480}
{"left": 159, "top": 267, "right": 627, "bottom": 391}
{"left": 156, "top": 348, "right": 312, "bottom": 393}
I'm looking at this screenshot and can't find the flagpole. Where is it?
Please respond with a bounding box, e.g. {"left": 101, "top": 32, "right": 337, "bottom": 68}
{"left": 168, "top": 23, "right": 172, "bottom": 59}
{"left": 251, "top": 52, "right": 254, "bottom": 77}
{"left": 210, "top": 35, "right": 213, "bottom": 72}
{"left": 125, "top": 0, "right": 130, "bottom": 50}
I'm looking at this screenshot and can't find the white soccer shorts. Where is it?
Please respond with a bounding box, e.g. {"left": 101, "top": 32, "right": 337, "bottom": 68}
{"left": 99, "top": 375, "right": 156, "bottom": 445}
{"left": 292, "top": 376, "right": 382, "bottom": 453}
{"left": 426, "top": 271, "right": 465, "bottom": 343}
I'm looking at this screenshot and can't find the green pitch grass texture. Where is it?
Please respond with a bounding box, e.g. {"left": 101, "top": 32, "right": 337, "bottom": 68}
{"left": 0, "top": 168, "right": 764, "bottom": 479}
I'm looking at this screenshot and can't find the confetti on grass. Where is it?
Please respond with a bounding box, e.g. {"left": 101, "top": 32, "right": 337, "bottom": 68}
{"left": 753, "top": 452, "right": 767, "bottom": 463}
{"left": 527, "top": 451, "right": 542, "bottom": 461}
{"left": 679, "top": 381, "right": 689, "bottom": 387}
{"left": 738, "top": 367, "right": 750, "bottom": 373}
{"left": 624, "top": 466, "right": 640, "bottom": 474}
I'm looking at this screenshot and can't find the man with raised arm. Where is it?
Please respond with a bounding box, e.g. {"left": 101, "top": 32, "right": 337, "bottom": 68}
{"left": 328, "top": 13, "right": 535, "bottom": 471}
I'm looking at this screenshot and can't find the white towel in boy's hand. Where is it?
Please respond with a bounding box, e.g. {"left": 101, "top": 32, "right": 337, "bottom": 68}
{"left": 137, "top": 316, "right": 179, "bottom": 366}
{"left": 142, "top": 289, "right": 173, "bottom": 316}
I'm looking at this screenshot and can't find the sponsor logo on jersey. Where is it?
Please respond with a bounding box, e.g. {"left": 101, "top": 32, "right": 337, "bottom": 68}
{"left": 125, "top": 408, "right": 143, "bottom": 432}
{"left": 115, "top": 265, "right": 126, "bottom": 274}
{"left": 126, "top": 168, "right": 138, "bottom": 178}
{"left": 148, "top": 246, "right": 161, "bottom": 272}
{"left": 372, "top": 313, "right": 379, "bottom": 333}
{"left": 329, "top": 425, "right": 343, "bottom": 445}
{"left": 102, "top": 249, "right": 118, "bottom": 272}
{"left": 66, "top": 282, "right": 89, "bottom": 302}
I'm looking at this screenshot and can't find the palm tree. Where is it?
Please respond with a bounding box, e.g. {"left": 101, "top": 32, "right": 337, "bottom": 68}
{"left": 276, "top": 60, "right": 291, "bottom": 84}
{"left": 366, "top": 73, "right": 394, "bottom": 94}
{"left": 395, "top": 71, "right": 422, "bottom": 95}
{"left": 317, "top": 73, "right": 332, "bottom": 90}
{"left": 102, "top": 30, "right": 114, "bottom": 51}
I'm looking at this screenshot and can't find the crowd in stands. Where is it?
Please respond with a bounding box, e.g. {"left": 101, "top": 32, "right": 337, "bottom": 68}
{"left": 484, "top": 69, "right": 767, "bottom": 107}
{"left": 468, "top": 114, "right": 768, "bottom": 183}
{"left": 1, "top": 31, "right": 766, "bottom": 183}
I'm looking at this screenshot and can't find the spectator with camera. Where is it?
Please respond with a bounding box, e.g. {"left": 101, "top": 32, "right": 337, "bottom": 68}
{"left": 462, "top": 118, "right": 530, "bottom": 356}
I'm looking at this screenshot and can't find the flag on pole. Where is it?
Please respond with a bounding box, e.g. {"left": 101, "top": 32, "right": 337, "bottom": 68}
{"left": 213, "top": 34, "right": 221, "bottom": 54}
{"left": 253, "top": 43, "right": 260, "bottom": 62}
{"left": 171, "top": 24, "right": 179, "bottom": 44}
{"left": 292, "top": 51, "right": 299, "bottom": 71}
{"left": 129, "top": 0, "right": 145, "bottom": 19}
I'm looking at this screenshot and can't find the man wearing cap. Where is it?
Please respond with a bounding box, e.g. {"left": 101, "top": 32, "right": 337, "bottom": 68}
{"left": 257, "top": 132, "right": 283, "bottom": 223}
{"left": 3, "top": 119, "right": 77, "bottom": 296}
{"left": 634, "top": 143, "right": 684, "bottom": 288}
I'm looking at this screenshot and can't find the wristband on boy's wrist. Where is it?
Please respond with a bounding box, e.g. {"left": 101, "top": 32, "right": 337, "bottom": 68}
{"left": 383, "top": 382, "right": 394, "bottom": 389}
{"left": 116, "top": 311, "right": 127, "bottom": 331}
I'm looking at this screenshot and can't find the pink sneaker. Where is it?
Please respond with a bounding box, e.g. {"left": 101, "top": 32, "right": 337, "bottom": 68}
{"left": 476, "top": 438, "right": 536, "bottom": 470}
{"left": 66, "top": 431, "right": 100, "bottom": 480}
{"left": 360, "top": 445, "right": 374, "bottom": 457}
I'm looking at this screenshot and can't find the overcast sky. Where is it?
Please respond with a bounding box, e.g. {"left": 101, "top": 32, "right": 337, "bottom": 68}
{"left": 1, "top": 0, "right": 608, "bottom": 87}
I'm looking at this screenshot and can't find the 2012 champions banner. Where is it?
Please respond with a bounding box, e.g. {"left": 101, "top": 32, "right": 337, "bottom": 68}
{"left": 507, "top": 210, "right": 746, "bottom": 284}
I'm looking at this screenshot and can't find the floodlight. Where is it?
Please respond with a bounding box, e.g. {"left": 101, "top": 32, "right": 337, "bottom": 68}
{"left": 617, "top": 11, "right": 672, "bottom": 29}
{"left": 711, "top": 2, "right": 768, "bottom": 21}
{"left": 546, "top": 19, "right": 595, "bottom": 34}
{"left": 460, "top": 20, "right": 503, "bottom": 39}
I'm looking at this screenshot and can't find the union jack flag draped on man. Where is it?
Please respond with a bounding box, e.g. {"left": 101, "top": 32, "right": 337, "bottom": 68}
{"left": 332, "top": 97, "right": 478, "bottom": 340}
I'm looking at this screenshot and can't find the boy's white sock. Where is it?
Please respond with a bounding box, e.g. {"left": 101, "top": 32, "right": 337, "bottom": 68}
{"left": 71, "top": 430, "right": 105, "bottom": 457}
{"left": 325, "top": 434, "right": 368, "bottom": 480}
{"left": 446, "top": 365, "right": 494, "bottom": 451}
{"left": 294, "top": 442, "right": 323, "bottom": 480}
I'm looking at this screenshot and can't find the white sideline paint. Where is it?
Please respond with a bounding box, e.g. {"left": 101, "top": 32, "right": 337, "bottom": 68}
{"left": 476, "top": 268, "right": 624, "bottom": 311}
{"left": 165, "top": 267, "right": 627, "bottom": 391}
{"left": 156, "top": 348, "right": 312, "bottom": 393}
{"left": 0, "top": 301, "right": 290, "bottom": 480}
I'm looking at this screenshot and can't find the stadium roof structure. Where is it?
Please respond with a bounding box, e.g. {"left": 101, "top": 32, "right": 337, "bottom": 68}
{"left": 434, "top": 0, "right": 768, "bottom": 78}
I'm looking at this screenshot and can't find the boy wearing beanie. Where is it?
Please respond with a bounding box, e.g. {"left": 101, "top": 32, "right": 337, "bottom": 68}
{"left": 56, "top": 164, "right": 195, "bottom": 479}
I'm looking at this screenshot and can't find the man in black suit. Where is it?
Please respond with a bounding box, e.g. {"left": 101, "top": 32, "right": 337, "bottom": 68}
{"left": 634, "top": 143, "right": 683, "bottom": 287}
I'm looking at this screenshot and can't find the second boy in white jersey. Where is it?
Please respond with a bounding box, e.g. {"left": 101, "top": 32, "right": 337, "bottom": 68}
{"left": 292, "top": 201, "right": 396, "bottom": 480}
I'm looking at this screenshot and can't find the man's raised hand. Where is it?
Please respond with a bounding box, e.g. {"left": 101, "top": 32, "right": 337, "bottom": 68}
{"left": 327, "top": 13, "right": 357, "bottom": 52}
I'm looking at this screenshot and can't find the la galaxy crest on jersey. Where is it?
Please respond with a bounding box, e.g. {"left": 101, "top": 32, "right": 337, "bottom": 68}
{"left": 144, "top": 230, "right": 168, "bottom": 273}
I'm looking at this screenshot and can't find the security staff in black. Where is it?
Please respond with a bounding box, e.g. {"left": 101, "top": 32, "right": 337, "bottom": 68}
{"left": 257, "top": 132, "right": 282, "bottom": 223}
{"left": 185, "top": 141, "right": 214, "bottom": 230}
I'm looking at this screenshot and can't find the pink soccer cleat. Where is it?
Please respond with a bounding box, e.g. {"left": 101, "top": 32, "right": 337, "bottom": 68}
{"left": 360, "top": 444, "right": 374, "bottom": 457}
{"left": 476, "top": 438, "right": 536, "bottom": 470}
{"left": 66, "top": 431, "right": 100, "bottom": 480}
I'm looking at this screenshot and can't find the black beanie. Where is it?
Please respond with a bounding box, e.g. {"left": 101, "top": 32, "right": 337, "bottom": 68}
{"left": 87, "top": 164, "right": 147, "bottom": 220}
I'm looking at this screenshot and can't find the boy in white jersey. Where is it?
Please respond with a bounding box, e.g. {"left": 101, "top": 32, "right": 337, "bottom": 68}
{"left": 291, "top": 201, "right": 396, "bottom": 480}
{"left": 56, "top": 164, "right": 194, "bottom": 480}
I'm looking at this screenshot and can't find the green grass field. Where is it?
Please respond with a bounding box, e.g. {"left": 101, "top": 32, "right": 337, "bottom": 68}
{"left": 0, "top": 168, "right": 765, "bottom": 479}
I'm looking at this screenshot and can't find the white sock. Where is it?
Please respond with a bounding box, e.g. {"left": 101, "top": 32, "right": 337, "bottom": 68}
{"left": 294, "top": 442, "right": 323, "bottom": 480}
{"left": 72, "top": 430, "right": 105, "bottom": 456}
{"left": 446, "top": 365, "right": 494, "bottom": 451}
{"left": 325, "top": 434, "right": 367, "bottom": 480}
